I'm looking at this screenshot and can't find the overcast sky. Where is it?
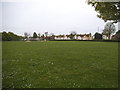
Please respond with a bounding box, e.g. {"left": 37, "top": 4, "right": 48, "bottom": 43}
{"left": 1, "top": 0, "right": 118, "bottom": 36}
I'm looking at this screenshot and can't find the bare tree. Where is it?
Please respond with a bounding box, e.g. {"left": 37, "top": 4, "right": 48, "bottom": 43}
{"left": 70, "top": 31, "right": 77, "bottom": 35}
{"left": 38, "top": 33, "right": 41, "bottom": 38}
{"left": 45, "top": 32, "right": 48, "bottom": 40}
{"left": 103, "top": 22, "right": 116, "bottom": 40}
{"left": 24, "top": 32, "right": 29, "bottom": 39}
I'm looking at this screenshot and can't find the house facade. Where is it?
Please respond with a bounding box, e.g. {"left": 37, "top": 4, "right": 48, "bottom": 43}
{"left": 54, "top": 34, "right": 93, "bottom": 40}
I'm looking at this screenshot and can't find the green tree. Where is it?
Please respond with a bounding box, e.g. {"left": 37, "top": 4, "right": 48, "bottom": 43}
{"left": 8, "top": 32, "right": 16, "bottom": 41}
{"left": 102, "top": 22, "right": 116, "bottom": 39}
{"left": 88, "top": 1, "right": 120, "bottom": 23}
{"left": 2, "top": 32, "right": 22, "bottom": 41}
{"left": 116, "top": 30, "right": 120, "bottom": 34}
{"left": 33, "top": 32, "right": 38, "bottom": 38}
{"left": 69, "top": 33, "right": 75, "bottom": 40}
{"left": 58, "top": 34, "right": 62, "bottom": 39}
{"left": 69, "top": 31, "right": 76, "bottom": 40}
{"left": 41, "top": 34, "right": 45, "bottom": 40}
{"left": 2, "top": 32, "right": 9, "bottom": 41}
{"left": 0, "top": 32, "right": 2, "bottom": 41}
{"left": 61, "top": 35, "right": 65, "bottom": 40}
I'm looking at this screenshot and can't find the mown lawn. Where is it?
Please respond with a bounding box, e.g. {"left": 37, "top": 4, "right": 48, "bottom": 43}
{"left": 2, "top": 41, "right": 118, "bottom": 88}
{"left": 0, "top": 41, "right": 2, "bottom": 89}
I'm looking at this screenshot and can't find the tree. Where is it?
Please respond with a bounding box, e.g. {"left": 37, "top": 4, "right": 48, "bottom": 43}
{"left": 45, "top": 32, "right": 48, "bottom": 40}
{"left": 41, "top": 34, "right": 45, "bottom": 40}
{"left": 0, "top": 32, "right": 2, "bottom": 41}
{"left": 69, "top": 31, "right": 77, "bottom": 40}
{"left": 102, "top": 22, "right": 116, "bottom": 39}
{"left": 94, "top": 32, "right": 102, "bottom": 39}
{"left": 70, "top": 31, "right": 77, "bottom": 35}
{"left": 2, "top": 32, "right": 10, "bottom": 41}
{"left": 61, "top": 35, "right": 65, "bottom": 40}
{"left": 2, "top": 32, "right": 23, "bottom": 41}
{"left": 66, "top": 35, "right": 70, "bottom": 39}
{"left": 88, "top": 1, "right": 120, "bottom": 23}
{"left": 24, "top": 32, "right": 29, "bottom": 39}
{"left": 57, "top": 34, "right": 63, "bottom": 40}
{"left": 38, "top": 33, "right": 41, "bottom": 38}
{"left": 45, "top": 32, "right": 48, "bottom": 37}
{"left": 33, "top": 32, "right": 38, "bottom": 38}
{"left": 116, "top": 30, "right": 120, "bottom": 34}
{"left": 69, "top": 33, "right": 75, "bottom": 40}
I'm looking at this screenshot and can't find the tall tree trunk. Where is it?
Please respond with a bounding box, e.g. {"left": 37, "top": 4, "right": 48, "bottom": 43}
{"left": 108, "top": 34, "right": 111, "bottom": 40}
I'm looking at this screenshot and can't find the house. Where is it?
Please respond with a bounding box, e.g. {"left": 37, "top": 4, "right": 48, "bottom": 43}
{"left": 102, "top": 34, "right": 108, "bottom": 40}
{"left": 54, "top": 33, "right": 93, "bottom": 40}
{"left": 94, "top": 33, "right": 102, "bottom": 39}
{"left": 112, "top": 33, "right": 120, "bottom": 40}
{"left": 24, "top": 37, "right": 41, "bottom": 41}
{"left": 75, "top": 34, "right": 92, "bottom": 40}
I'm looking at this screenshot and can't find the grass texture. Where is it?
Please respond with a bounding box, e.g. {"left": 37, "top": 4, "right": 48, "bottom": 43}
{"left": 2, "top": 41, "right": 118, "bottom": 88}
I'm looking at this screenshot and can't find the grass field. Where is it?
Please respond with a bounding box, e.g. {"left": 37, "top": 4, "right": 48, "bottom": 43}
{"left": 2, "top": 41, "right": 118, "bottom": 88}
{"left": 0, "top": 41, "right": 2, "bottom": 89}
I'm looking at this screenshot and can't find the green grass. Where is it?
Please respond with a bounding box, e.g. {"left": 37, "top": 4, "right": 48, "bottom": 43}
{"left": 0, "top": 41, "right": 2, "bottom": 89}
{"left": 2, "top": 41, "right": 118, "bottom": 88}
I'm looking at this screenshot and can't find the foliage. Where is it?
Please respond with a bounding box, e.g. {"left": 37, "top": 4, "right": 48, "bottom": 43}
{"left": 116, "top": 30, "right": 120, "bottom": 34}
{"left": 88, "top": 1, "right": 120, "bottom": 23}
{"left": 102, "top": 22, "right": 116, "bottom": 39}
{"left": 69, "top": 31, "right": 76, "bottom": 40}
{"left": 94, "top": 32, "right": 102, "bottom": 39}
{"left": 41, "top": 34, "right": 45, "bottom": 40}
{"left": 69, "top": 33, "right": 75, "bottom": 40}
{"left": 2, "top": 32, "right": 23, "bottom": 41}
{"left": 0, "top": 32, "right": 2, "bottom": 41}
{"left": 33, "top": 32, "right": 38, "bottom": 38}
{"left": 3, "top": 41, "right": 118, "bottom": 88}
{"left": 57, "top": 35, "right": 64, "bottom": 39}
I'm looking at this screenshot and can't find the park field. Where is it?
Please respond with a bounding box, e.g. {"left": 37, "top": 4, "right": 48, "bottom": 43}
{"left": 2, "top": 41, "right": 118, "bottom": 88}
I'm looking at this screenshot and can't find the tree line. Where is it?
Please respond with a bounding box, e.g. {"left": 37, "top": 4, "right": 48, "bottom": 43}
{"left": 1, "top": 29, "right": 120, "bottom": 41}
{"left": 2, "top": 32, "right": 23, "bottom": 41}
{"left": 23, "top": 31, "right": 79, "bottom": 41}
{"left": 87, "top": 1, "right": 120, "bottom": 40}
{"left": 1, "top": 1, "right": 120, "bottom": 41}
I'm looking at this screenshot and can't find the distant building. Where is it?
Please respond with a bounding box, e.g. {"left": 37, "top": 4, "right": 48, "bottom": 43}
{"left": 54, "top": 33, "right": 92, "bottom": 40}
{"left": 25, "top": 37, "right": 41, "bottom": 41}
{"left": 112, "top": 33, "right": 120, "bottom": 40}
{"left": 102, "top": 34, "right": 113, "bottom": 40}
{"left": 94, "top": 33, "right": 102, "bottom": 39}
{"left": 102, "top": 34, "right": 108, "bottom": 40}
{"left": 24, "top": 33, "right": 93, "bottom": 41}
